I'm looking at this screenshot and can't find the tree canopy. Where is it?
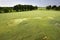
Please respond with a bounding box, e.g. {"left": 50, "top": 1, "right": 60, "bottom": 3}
{"left": 0, "top": 4, "right": 38, "bottom": 13}
{"left": 46, "top": 5, "right": 60, "bottom": 11}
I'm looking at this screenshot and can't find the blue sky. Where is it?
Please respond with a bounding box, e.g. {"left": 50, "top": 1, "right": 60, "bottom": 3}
{"left": 0, "top": 0, "right": 60, "bottom": 7}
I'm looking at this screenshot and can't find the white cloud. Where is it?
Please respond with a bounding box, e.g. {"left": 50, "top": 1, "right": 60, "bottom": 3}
{"left": 0, "top": 0, "right": 17, "bottom": 7}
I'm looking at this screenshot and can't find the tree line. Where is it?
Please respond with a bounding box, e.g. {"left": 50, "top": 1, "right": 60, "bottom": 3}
{"left": 46, "top": 5, "right": 60, "bottom": 11}
{"left": 0, "top": 4, "right": 38, "bottom": 13}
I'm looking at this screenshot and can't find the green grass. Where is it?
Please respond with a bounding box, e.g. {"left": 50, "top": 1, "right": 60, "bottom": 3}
{"left": 0, "top": 10, "right": 60, "bottom": 40}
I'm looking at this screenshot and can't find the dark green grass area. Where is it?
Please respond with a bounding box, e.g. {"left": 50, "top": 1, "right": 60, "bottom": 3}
{"left": 0, "top": 10, "right": 60, "bottom": 40}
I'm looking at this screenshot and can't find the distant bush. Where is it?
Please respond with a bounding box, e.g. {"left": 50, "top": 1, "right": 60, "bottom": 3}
{"left": 46, "top": 5, "right": 60, "bottom": 11}
{"left": 0, "top": 10, "right": 2, "bottom": 13}
{"left": 3, "top": 8, "right": 9, "bottom": 13}
{"left": 55, "top": 6, "right": 60, "bottom": 10}
{"left": 13, "top": 4, "right": 38, "bottom": 12}
{"left": 52, "top": 5, "right": 57, "bottom": 10}
{"left": 46, "top": 5, "right": 51, "bottom": 10}
{"left": 0, "top": 4, "right": 38, "bottom": 13}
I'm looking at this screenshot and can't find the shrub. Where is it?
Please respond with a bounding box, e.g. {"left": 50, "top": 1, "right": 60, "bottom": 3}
{"left": 46, "top": 5, "right": 51, "bottom": 10}
{"left": 52, "top": 5, "right": 57, "bottom": 10}
{"left": 3, "top": 8, "right": 9, "bottom": 13}
{"left": 55, "top": 6, "right": 60, "bottom": 11}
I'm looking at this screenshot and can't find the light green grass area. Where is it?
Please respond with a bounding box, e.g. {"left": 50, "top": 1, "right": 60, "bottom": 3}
{"left": 0, "top": 10, "right": 60, "bottom": 40}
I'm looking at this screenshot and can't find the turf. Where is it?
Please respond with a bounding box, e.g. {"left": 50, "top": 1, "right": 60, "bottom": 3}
{"left": 0, "top": 10, "right": 60, "bottom": 40}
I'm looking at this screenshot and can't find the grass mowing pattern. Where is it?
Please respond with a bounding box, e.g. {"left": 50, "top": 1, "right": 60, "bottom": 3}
{"left": 0, "top": 10, "right": 60, "bottom": 40}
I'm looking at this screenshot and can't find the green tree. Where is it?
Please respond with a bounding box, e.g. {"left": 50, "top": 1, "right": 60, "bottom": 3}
{"left": 46, "top": 5, "right": 51, "bottom": 10}
{"left": 3, "top": 8, "right": 9, "bottom": 13}
{"left": 52, "top": 5, "right": 57, "bottom": 10}
{"left": 55, "top": 6, "right": 60, "bottom": 10}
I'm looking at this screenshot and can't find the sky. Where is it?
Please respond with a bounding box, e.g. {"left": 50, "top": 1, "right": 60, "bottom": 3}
{"left": 0, "top": 0, "right": 60, "bottom": 7}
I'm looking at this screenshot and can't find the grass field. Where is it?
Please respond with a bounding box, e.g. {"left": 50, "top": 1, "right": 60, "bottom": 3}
{"left": 0, "top": 10, "right": 60, "bottom": 40}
